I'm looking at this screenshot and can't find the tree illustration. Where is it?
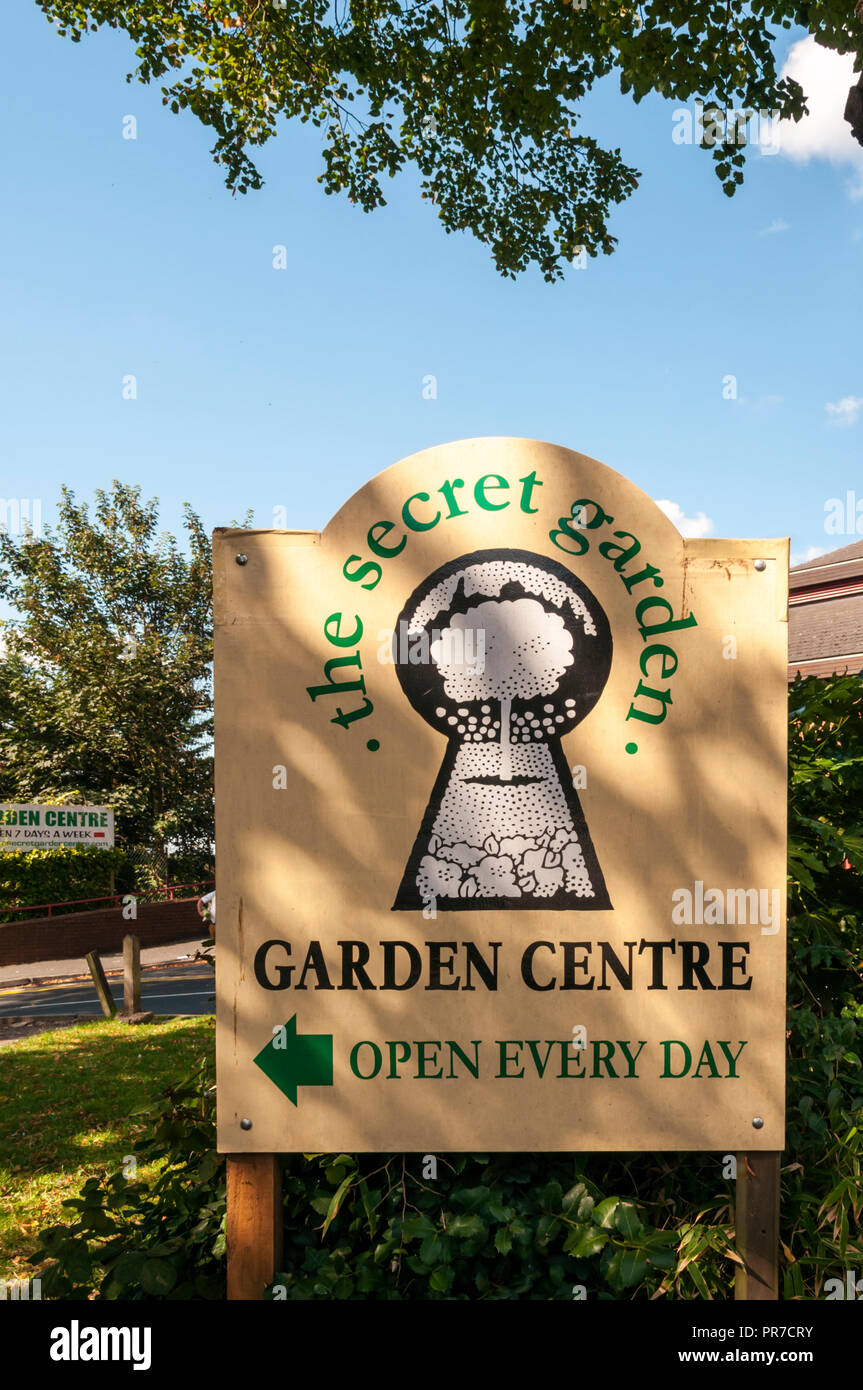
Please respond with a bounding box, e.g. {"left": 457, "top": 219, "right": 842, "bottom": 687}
{"left": 431, "top": 598, "right": 574, "bottom": 780}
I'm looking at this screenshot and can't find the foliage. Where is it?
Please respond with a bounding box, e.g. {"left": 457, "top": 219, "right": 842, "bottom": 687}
{"left": 783, "top": 674, "right": 863, "bottom": 1295}
{"left": 36, "top": 1, "right": 863, "bottom": 279}
{"left": 167, "top": 850, "right": 215, "bottom": 893}
{"left": 31, "top": 675, "right": 863, "bottom": 1298}
{"left": 30, "top": 1054, "right": 225, "bottom": 1300}
{"left": 0, "top": 1015, "right": 213, "bottom": 1281}
{"left": 272, "top": 1150, "right": 733, "bottom": 1299}
{"left": 0, "top": 844, "right": 126, "bottom": 921}
{"left": 0, "top": 482, "right": 214, "bottom": 859}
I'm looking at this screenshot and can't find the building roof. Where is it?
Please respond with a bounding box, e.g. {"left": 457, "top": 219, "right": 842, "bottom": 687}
{"left": 788, "top": 592, "right": 863, "bottom": 676}
{"left": 791, "top": 539, "right": 863, "bottom": 588}
{"left": 788, "top": 538, "right": 863, "bottom": 678}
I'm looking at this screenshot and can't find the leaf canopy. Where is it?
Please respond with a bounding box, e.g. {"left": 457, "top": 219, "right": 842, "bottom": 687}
{"left": 36, "top": 0, "right": 863, "bottom": 278}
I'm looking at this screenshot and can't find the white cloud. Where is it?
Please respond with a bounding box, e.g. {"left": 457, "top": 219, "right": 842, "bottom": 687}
{"left": 758, "top": 218, "right": 790, "bottom": 235}
{"left": 655, "top": 499, "right": 714, "bottom": 538}
{"left": 791, "top": 545, "right": 826, "bottom": 566}
{"left": 773, "top": 37, "right": 863, "bottom": 195}
{"left": 825, "top": 395, "right": 863, "bottom": 427}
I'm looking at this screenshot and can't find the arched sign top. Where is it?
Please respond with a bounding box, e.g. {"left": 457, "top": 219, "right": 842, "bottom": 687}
{"left": 319, "top": 436, "right": 686, "bottom": 555}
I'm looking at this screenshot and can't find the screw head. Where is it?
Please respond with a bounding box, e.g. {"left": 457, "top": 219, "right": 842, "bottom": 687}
{"left": 753, "top": 559, "right": 767, "bottom": 572}
{"left": 240, "top": 1117, "right": 253, "bottom": 1131}
{"left": 236, "top": 553, "right": 248, "bottom": 566}
{"left": 752, "top": 1116, "right": 764, "bottom": 1129}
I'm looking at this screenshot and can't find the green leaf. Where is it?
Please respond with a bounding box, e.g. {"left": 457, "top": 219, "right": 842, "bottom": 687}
{"left": 541, "top": 1179, "right": 563, "bottom": 1211}
{"left": 140, "top": 1259, "right": 177, "bottom": 1295}
{"left": 449, "top": 1212, "right": 485, "bottom": 1239}
{"left": 592, "top": 1196, "right": 621, "bottom": 1229}
{"left": 561, "top": 1182, "right": 588, "bottom": 1215}
{"left": 401, "top": 1214, "right": 437, "bottom": 1242}
{"left": 321, "top": 1173, "right": 355, "bottom": 1239}
{"left": 564, "top": 1224, "right": 608, "bottom": 1259}
{"left": 645, "top": 1246, "right": 675, "bottom": 1271}
{"left": 61, "top": 1242, "right": 95, "bottom": 1285}
{"left": 536, "top": 1214, "right": 560, "bottom": 1247}
{"left": 109, "top": 1251, "right": 148, "bottom": 1287}
{"left": 602, "top": 1245, "right": 648, "bottom": 1290}
{"left": 686, "top": 1262, "right": 713, "bottom": 1299}
{"left": 613, "top": 1202, "right": 645, "bottom": 1239}
{"left": 494, "top": 1225, "right": 513, "bottom": 1255}
{"left": 450, "top": 1185, "right": 490, "bottom": 1211}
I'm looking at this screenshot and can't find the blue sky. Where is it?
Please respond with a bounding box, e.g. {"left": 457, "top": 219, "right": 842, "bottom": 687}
{"left": 2, "top": 6, "right": 862, "bottom": 565}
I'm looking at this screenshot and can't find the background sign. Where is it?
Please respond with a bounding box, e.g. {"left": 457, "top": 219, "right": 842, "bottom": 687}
{"left": 0, "top": 804, "right": 115, "bottom": 850}
{"left": 215, "top": 439, "right": 788, "bottom": 1152}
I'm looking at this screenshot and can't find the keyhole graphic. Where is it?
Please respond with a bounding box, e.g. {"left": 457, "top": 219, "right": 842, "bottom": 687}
{"left": 392, "top": 549, "right": 613, "bottom": 911}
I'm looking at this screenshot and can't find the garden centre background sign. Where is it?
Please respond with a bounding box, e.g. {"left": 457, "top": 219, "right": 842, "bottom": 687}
{"left": 214, "top": 439, "right": 788, "bottom": 1153}
{"left": 0, "top": 804, "right": 114, "bottom": 849}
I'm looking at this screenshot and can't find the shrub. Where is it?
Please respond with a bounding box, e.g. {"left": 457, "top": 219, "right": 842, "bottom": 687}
{"left": 0, "top": 844, "right": 127, "bottom": 922}
{"left": 32, "top": 1057, "right": 225, "bottom": 1300}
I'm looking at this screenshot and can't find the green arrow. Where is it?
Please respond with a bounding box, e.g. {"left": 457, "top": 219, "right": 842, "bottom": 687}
{"left": 253, "top": 1015, "right": 333, "bottom": 1107}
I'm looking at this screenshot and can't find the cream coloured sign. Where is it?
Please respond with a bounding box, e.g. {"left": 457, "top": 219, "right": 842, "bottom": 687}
{"left": 214, "top": 438, "right": 787, "bottom": 1152}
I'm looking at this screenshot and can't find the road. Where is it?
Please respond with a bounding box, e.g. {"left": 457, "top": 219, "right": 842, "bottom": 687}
{"left": 0, "top": 960, "right": 215, "bottom": 1019}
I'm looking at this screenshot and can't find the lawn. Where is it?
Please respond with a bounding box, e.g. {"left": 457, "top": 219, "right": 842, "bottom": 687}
{"left": 0, "top": 1015, "right": 215, "bottom": 1282}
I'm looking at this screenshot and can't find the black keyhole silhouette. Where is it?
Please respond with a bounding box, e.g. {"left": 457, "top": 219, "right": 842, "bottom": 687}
{"left": 392, "top": 548, "right": 613, "bottom": 911}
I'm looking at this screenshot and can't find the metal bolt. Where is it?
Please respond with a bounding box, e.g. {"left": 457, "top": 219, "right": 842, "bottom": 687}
{"left": 236, "top": 553, "right": 248, "bottom": 566}
{"left": 753, "top": 559, "right": 766, "bottom": 572}
{"left": 752, "top": 1116, "right": 764, "bottom": 1129}
{"left": 240, "top": 1117, "right": 253, "bottom": 1130}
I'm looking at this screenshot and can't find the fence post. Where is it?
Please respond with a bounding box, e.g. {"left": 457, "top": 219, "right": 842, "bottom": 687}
{"left": 85, "top": 950, "right": 116, "bottom": 1019}
{"left": 735, "top": 1151, "right": 781, "bottom": 1300}
{"left": 122, "top": 933, "right": 141, "bottom": 1014}
{"left": 226, "top": 1155, "right": 283, "bottom": 1300}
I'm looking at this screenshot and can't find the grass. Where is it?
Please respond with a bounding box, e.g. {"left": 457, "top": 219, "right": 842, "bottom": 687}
{"left": 0, "top": 1014, "right": 215, "bottom": 1281}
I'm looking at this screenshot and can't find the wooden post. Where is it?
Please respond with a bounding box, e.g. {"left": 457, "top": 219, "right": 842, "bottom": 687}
{"left": 122, "top": 933, "right": 141, "bottom": 1014}
{"left": 735, "top": 1151, "right": 781, "bottom": 1300}
{"left": 85, "top": 950, "right": 117, "bottom": 1019}
{"left": 226, "top": 1155, "right": 283, "bottom": 1300}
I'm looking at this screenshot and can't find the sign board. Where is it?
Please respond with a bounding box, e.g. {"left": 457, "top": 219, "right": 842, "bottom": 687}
{"left": 0, "top": 804, "right": 115, "bottom": 850}
{"left": 214, "top": 439, "right": 788, "bottom": 1153}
